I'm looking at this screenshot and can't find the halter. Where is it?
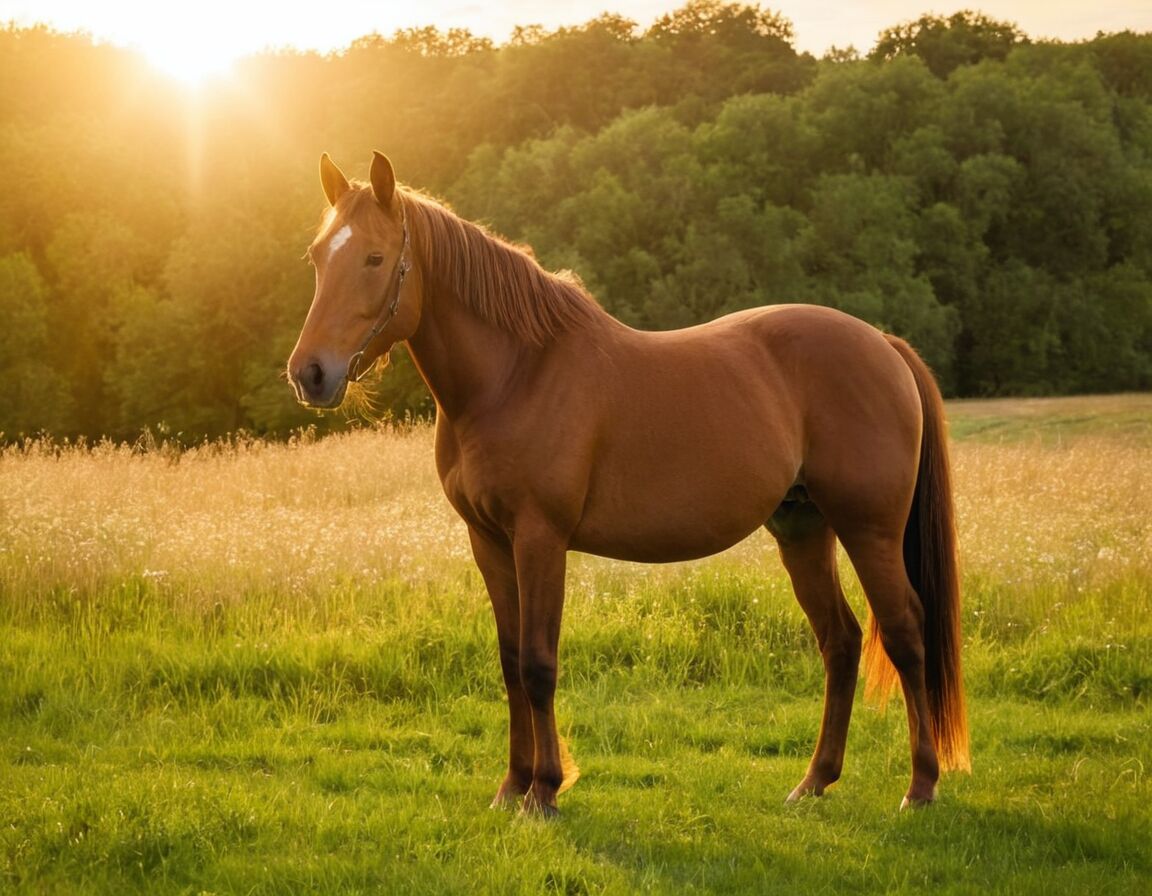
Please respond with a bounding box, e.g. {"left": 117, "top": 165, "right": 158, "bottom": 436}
{"left": 346, "top": 205, "right": 412, "bottom": 384}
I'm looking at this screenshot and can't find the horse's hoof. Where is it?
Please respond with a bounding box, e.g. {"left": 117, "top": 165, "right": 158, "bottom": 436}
{"left": 899, "top": 790, "right": 937, "bottom": 810}
{"left": 490, "top": 776, "right": 530, "bottom": 809}
{"left": 520, "top": 790, "right": 559, "bottom": 819}
{"left": 785, "top": 775, "right": 827, "bottom": 803}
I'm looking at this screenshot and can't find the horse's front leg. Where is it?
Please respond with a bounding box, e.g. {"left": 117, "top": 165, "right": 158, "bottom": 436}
{"left": 511, "top": 522, "right": 570, "bottom": 817}
{"left": 467, "top": 526, "right": 534, "bottom": 808}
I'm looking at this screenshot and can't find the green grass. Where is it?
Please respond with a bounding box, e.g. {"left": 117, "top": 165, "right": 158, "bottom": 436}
{"left": 2, "top": 397, "right": 1151, "bottom": 894}
{"left": 946, "top": 393, "right": 1152, "bottom": 442}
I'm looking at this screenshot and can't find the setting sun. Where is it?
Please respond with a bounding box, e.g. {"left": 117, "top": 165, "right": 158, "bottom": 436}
{"left": 92, "top": 7, "right": 273, "bottom": 86}
{"left": 136, "top": 32, "right": 242, "bottom": 87}
{"left": 0, "top": 3, "right": 320, "bottom": 86}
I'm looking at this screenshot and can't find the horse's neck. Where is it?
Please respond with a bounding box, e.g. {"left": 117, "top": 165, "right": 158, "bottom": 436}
{"left": 405, "top": 285, "right": 532, "bottom": 419}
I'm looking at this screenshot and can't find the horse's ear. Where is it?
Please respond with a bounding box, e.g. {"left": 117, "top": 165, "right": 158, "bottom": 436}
{"left": 370, "top": 151, "right": 396, "bottom": 210}
{"left": 319, "top": 153, "right": 350, "bottom": 206}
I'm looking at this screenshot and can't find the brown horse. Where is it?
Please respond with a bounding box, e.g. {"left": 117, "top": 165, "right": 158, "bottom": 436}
{"left": 288, "top": 152, "right": 969, "bottom": 815}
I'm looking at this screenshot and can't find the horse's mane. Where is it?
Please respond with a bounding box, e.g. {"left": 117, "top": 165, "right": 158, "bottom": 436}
{"left": 390, "top": 188, "right": 605, "bottom": 344}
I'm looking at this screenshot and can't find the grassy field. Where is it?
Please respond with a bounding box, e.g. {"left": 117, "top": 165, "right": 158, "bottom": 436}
{"left": 1, "top": 396, "right": 1150, "bottom": 895}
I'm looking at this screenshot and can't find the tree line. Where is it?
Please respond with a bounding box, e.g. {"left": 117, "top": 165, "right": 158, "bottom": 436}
{"left": 1, "top": 4, "right": 1150, "bottom": 440}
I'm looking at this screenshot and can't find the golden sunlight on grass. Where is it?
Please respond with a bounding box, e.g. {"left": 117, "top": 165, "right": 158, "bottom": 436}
{"left": 953, "top": 436, "right": 1151, "bottom": 587}
{"left": 2, "top": 399, "right": 1148, "bottom": 642}
{"left": 0, "top": 428, "right": 471, "bottom": 614}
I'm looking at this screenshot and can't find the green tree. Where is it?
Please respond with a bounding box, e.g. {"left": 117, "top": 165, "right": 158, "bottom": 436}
{"left": 645, "top": 1, "right": 813, "bottom": 99}
{"left": 1054, "top": 265, "right": 1152, "bottom": 391}
{"left": 801, "top": 56, "right": 944, "bottom": 173}
{"left": 959, "top": 262, "right": 1059, "bottom": 394}
{"left": 389, "top": 26, "right": 493, "bottom": 57}
{"left": 105, "top": 282, "right": 205, "bottom": 435}
{"left": 698, "top": 93, "right": 814, "bottom": 207}
{"left": 1089, "top": 30, "right": 1152, "bottom": 100}
{"left": 870, "top": 10, "right": 1026, "bottom": 78}
{"left": 0, "top": 252, "right": 73, "bottom": 434}
{"left": 43, "top": 212, "right": 169, "bottom": 435}
{"left": 798, "top": 174, "right": 959, "bottom": 384}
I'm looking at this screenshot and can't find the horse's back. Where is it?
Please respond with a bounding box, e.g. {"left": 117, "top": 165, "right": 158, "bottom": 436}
{"left": 617, "top": 303, "right": 920, "bottom": 438}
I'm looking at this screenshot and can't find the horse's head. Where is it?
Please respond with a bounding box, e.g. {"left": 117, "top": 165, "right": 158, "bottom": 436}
{"left": 287, "top": 152, "right": 420, "bottom": 408}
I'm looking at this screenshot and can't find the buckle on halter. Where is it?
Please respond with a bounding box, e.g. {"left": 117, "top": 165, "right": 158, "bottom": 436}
{"left": 346, "top": 349, "right": 380, "bottom": 383}
{"left": 345, "top": 345, "right": 387, "bottom": 380}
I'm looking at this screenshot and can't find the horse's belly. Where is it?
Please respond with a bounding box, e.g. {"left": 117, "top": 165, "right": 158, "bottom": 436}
{"left": 567, "top": 386, "right": 799, "bottom": 562}
{"left": 569, "top": 518, "right": 764, "bottom": 563}
{"left": 569, "top": 470, "right": 789, "bottom": 563}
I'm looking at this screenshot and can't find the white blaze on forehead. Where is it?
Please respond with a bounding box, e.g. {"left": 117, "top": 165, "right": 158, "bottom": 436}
{"left": 327, "top": 225, "right": 353, "bottom": 260}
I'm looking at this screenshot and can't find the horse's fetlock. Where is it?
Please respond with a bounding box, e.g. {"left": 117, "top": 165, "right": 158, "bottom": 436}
{"left": 811, "top": 760, "right": 842, "bottom": 787}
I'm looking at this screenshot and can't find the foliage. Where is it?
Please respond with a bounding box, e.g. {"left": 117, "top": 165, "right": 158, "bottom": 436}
{"left": 869, "top": 10, "right": 1026, "bottom": 77}
{"left": 0, "top": 252, "right": 72, "bottom": 433}
{"left": 0, "top": 9, "right": 1150, "bottom": 439}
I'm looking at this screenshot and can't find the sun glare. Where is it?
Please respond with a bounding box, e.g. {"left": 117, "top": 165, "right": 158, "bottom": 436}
{"left": 75, "top": 6, "right": 269, "bottom": 88}
{"left": 136, "top": 34, "right": 242, "bottom": 87}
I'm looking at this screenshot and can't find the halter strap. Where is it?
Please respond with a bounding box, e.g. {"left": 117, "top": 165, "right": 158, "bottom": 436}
{"left": 346, "top": 205, "right": 411, "bottom": 384}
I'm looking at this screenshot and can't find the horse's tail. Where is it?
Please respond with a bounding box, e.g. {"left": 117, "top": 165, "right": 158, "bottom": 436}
{"left": 557, "top": 735, "right": 580, "bottom": 794}
{"left": 863, "top": 336, "right": 970, "bottom": 773}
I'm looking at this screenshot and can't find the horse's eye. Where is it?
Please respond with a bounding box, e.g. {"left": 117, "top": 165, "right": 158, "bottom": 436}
{"left": 366, "top": 253, "right": 385, "bottom": 268}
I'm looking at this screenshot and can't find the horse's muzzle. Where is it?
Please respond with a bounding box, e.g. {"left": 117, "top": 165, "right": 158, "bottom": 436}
{"left": 288, "top": 358, "right": 347, "bottom": 408}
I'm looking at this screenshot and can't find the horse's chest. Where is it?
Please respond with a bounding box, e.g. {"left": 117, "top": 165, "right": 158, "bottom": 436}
{"left": 439, "top": 457, "right": 510, "bottom": 533}
{"left": 436, "top": 423, "right": 588, "bottom": 537}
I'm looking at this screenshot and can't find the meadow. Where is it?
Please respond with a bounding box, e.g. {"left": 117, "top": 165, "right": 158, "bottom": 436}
{"left": 1, "top": 394, "right": 1150, "bottom": 895}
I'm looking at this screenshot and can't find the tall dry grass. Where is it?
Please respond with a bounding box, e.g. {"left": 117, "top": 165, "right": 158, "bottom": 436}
{"left": 953, "top": 436, "right": 1150, "bottom": 642}
{"left": 0, "top": 427, "right": 470, "bottom": 622}
{"left": 1, "top": 411, "right": 1148, "bottom": 646}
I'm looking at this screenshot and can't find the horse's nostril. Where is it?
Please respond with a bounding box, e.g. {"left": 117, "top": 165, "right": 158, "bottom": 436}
{"left": 291, "top": 361, "right": 328, "bottom": 402}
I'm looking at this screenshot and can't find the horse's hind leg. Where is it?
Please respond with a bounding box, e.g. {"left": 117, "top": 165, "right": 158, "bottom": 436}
{"left": 839, "top": 530, "right": 939, "bottom": 807}
{"left": 767, "top": 495, "right": 862, "bottom": 801}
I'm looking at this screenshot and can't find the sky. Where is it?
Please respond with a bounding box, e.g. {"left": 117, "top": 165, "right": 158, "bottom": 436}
{"left": 3, "top": 1, "right": 1150, "bottom": 83}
